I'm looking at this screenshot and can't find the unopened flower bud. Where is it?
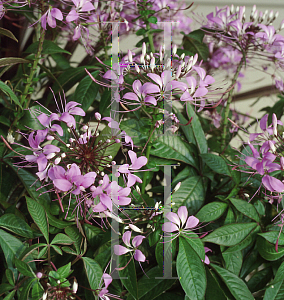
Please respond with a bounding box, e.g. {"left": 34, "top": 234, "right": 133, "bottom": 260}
{"left": 72, "top": 279, "right": 78, "bottom": 294}
{"left": 150, "top": 57, "right": 155, "bottom": 71}
{"left": 173, "top": 182, "right": 181, "bottom": 193}
{"left": 54, "top": 157, "right": 61, "bottom": 165}
{"left": 180, "top": 53, "right": 185, "bottom": 60}
{"left": 46, "top": 153, "right": 56, "bottom": 160}
{"left": 106, "top": 139, "right": 111, "bottom": 143}
{"left": 128, "top": 49, "right": 133, "bottom": 62}
{"left": 7, "top": 132, "right": 14, "bottom": 144}
{"left": 46, "top": 135, "right": 54, "bottom": 141}
{"left": 95, "top": 112, "right": 101, "bottom": 120}
{"left": 43, "top": 292, "right": 48, "bottom": 300}
{"left": 61, "top": 153, "right": 66, "bottom": 158}
{"left": 142, "top": 42, "right": 146, "bottom": 56}
{"left": 69, "top": 138, "right": 75, "bottom": 143}
{"left": 36, "top": 272, "right": 43, "bottom": 279}
{"left": 135, "top": 63, "right": 140, "bottom": 73}
{"left": 272, "top": 113, "right": 278, "bottom": 136}
{"left": 146, "top": 54, "right": 150, "bottom": 61}
{"left": 82, "top": 125, "right": 88, "bottom": 131}
{"left": 108, "top": 155, "right": 112, "bottom": 159}
{"left": 172, "top": 44, "right": 177, "bottom": 56}
{"left": 115, "top": 139, "right": 120, "bottom": 143}
{"left": 140, "top": 54, "right": 145, "bottom": 64}
{"left": 101, "top": 172, "right": 105, "bottom": 176}
{"left": 129, "top": 224, "right": 143, "bottom": 233}
{"left": 112, "top": 161, "right": 116, "bottom": 165}
{"left": 269, "top": 140, "right": 276, "bottom": 152}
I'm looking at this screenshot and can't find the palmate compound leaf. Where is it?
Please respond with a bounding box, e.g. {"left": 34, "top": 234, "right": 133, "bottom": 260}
{"left": 202, "top": 223, "right": 257, "bottom": 246}
{"left": 211, "top": 264, "right": 254, "bottom": 300}
{"left": 177, "top": 237, "right": 206, "bottom": 300}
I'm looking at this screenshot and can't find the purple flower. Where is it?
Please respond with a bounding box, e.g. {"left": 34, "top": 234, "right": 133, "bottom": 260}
{"left": 114, "top": 231, "right": 146, "bottom": 262}
{"left": 98, "top": 273, "right": 113, "bottom": 300}
{"left": 162, "top": 206, "right": 199, "bottom": 239}
{"left": 66, "top": 0, "right": 95, "bottom": 23}
{"left": 59, "top": 101, "right": 85, "bottom": 128}
{"left": 41, "top": 8, "right": 63, "bottom": 30}
{"left": 262, "top": 175, "right": 284, "bottom": 193}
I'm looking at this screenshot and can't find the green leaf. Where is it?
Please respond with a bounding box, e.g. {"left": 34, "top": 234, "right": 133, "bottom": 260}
{"left": 223, "top": 225, "right": 260, "bottom": 253}
{"left": 3, "top": 290, "right": 16, "bottom": 300}
{"left": 0, "top": 57, "right": 30, "bottom": 67}
{"left": 130, "top": 266, "right": 176, "bottom": 300}
{"left": 46, "top": 211, "right": 74, "bottom": 229}
{"left": 200, "top": 153, "right": 231, "bottom": 176}
{"left": 136, "top": 28, "right": 147, "bottom": 35}
{"left": 205, "top": 267, "right": 227, "bottom": 300}
{"left": 51, "top": 233, "right": 74, "bottom": 245}
{"left": 211, "top": 264, "right": 254, "bottom": 300}
{"left": 0, "top": 229, "right": 24, "bottom": 268}
{"left": 186, "top": 29, "right": 205, "bottom": 43}
{"left": 65, "top": 226, "right": 83, "bottom": 254}
{"left": 82, "top": 257, "right": 103, "bottom": 295}
{"left": 182, "top": 35, "right": 209, "bottom": 61}
{"left": 171, "top": 176, "right": 205, "bottom": 214}
{"left": 5, "top": 269, "right": 15, "bottom": 286}
{"left": 230, "top": 198, "right": 259, "bottom": 222}
{"left": 148, "top": 16, "right": 157, "bottom": 24}
{"left": 25, "top": 40, "right": 71, "bottom": 55}
{"left": 57, "top": 262, "right": 72, "bottom": 278}
{"left": 202, "top": 223, "right": 257, "bottom": 246}
{"left": 7, "top": 163, "right": 51, "bottom": 208}
{"left": 177, "top": 237, "right": 206, "bottom": 299}
{"left": 119, "top": 255, "right": 138, "bottom": 299}
{"left": 0, "top": 27, "right": 18, "bottom": 42}
{"left": 186, "top": 103, "right": 207, "bottom": 153}
{"left": 0, "top": 283, "right": 14, "bottom": 296}
{"left": 258, "top": 231, "right": 284, "bottom": 245}
{"left": 51, "top": 244, "right": 62, "bottom": 255}
{"left": 183, "top": 234, "right": 205, "bottom": 261}
{"left": 0, "top": 81, "right": 22, "bottom": 109}
{"left": 264, "top": 261, "right": 284, "bottom": 299}
{"left": 31, "top": 281, "right": 44, "bottom": 300}
{"left": 150, "top": 134, "right": 199, "bottom": 168}
{"left": 196, "top": 202, "right": 228, "bottom": 222}
{"left": 155, "top": 238, "right": 177, "bottom": 270}
{"left": 257, "top": 236, "right": 284, "bottom": 261}
{"left": 19, "top": 278, "right": 36, "bottom": 300}
{"left": 26, "top": 196, "right": 49, "bottom": 243}
{"left": 15, "top": 258, "right": 36, "bottom": 278}
{"left": 222, "top": 251, "right": 242, "bottom": 276}
{"left": 247, "top": 267, "right": 272, "bottom": 293}
{"left": 0, "top": 214, "right": 34, "bottom": 238}
{"left": 74, "top": 71, "right": 100, "bottom": 112}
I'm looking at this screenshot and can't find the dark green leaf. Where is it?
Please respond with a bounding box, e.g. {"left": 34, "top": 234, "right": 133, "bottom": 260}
{"left": 148, "top": 16, "right": 157, "bottom": 24}
{"left": 0, "top": 214, "right": 34, "bottom": 238}
{"left": 4, "top": 290, "right": 16, "bottom": 300}
{"left": 171, "top": 176, "right": 205, "bottom": 215}
{"left": 222, "top": 251, "right": 242, "bottom": 276}
{"left": 0, "top": 229, "right": 23, "bottom": 268}
{"left": 57, "top": 262, "right": 72, "bottom": 278}
{"left": 202, "top": 223, "right": 257, "bottom": 246}
{"left": 46, "top": 211, "right": 74, "bottom": 229}
{"left": 230, "top": 198, "right": 259, "bottom": 222}
{"left": 26, "top": 196, "right": 49, "bottom": 243}
{"left": 0, "top": 283, "right": 14, "bottom": 295}
{"left": 0, "top": 81, "right": 22, "bottom": 109}
{"left": 155, "top": 238, "right": 177, "bottom": 270}
{"left": 177, "top": 237, "right": 206, "bottom": 299}
{"left": 51, "top": 233, "right": 74, "bottom": 245}
{"left": 183, "top": 234, "right": 205, "bottom": 261}
{"left": 182, "top": 35, "right": 209, "bottom": 61}
{"left": 19, "top": 278, "right": 36, "bottom": 300}
{"left": 186, "top": 29, "right": 205, "bottom": 43}
{"left": 119, "top": 255, "right": 138, "bottom": 299}
{"left": 186, "top": 103, "right": 207, "bottom": 153}
{"left": 0, "top": 27, "right": 18, "bottom": 42}
{"left": 211, "top": 264, "right": 254, "bottom": 300}
{"left": 74, "top": 71, "right": 100, "bottom": 111}
{"left": 65, "top": 226, "right": 83, "bottom": 254}
{"left": 200, "top": 153, "right": 230, "bottom": 176}
{"left": 258, "top": 231, "right": 284, "bottom": 245}
{"left": 247, "top": 267, "right": 272, "bottom": 293}
{"left": 31, "top": 281, "right": 44, "bottom": 300}
{"left": 82, "top": 257, "right": 103, "bottom": 295}
{"left": 25, "top": 40, "right": 71, "bottom": 55}
{"left": 0, "top": 57, "right": 30, "bottom": 67}
{"left": 150, "top": 134, "right": 199, "bottom": 168}
{"left": 257, "top": 236, "right": 284, "bottom": 261}
{"left": 196, "top": 202, "right": 228, "bottom": 222}
{"left": 5, "top": 269, "right": 15, "bottom": 286}
{"left": 205, "top": 267, "right": 227, "bottom": 300}
{"left": 15, "top": 258, "right": 36, "bottom": 277}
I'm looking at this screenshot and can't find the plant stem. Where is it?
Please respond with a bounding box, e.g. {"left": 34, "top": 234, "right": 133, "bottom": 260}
{"left": 221, "top": 57, "right": 245, "bottom": 150}
{"left": 146, "top": 23, "right": 155, "bottom": 54}
{"left": 20, "top": 28, "right": 45, "bottom": 108}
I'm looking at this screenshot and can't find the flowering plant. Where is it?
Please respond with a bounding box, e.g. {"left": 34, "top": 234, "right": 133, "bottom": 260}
{"left": 1, "top": 1, "right": 284, "bottom": 299}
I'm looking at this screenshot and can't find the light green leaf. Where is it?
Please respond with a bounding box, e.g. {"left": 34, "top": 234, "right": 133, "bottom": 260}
{"left": 26, "top": 196, "right": 49, "bottom": 243}
{"left": 211, "top": 264, "right": 254, "bottom": 300}
{"left": 3, "top": 290, "right": 16, "bottom": 300}
{"left": 0, "top": 81, "right": 22, "bottom": 109}
{"left": 202, "top": 223, "right": 257, "bottom": 246}
{"left": 196, "top": 202, "right": 228, "bottom": 222}
{"left": 186, "top": 103, "right": 207, "bottom": 153}
{"left": 0, "top": 214, "right": 34, "bottom": 238}
{"left": 57, "top": 262, "right": 72, "bottom": 278}
{"left": 230, "top": 198, "right": 259, "bottom": 222}
{"left": 177, "top": 237, "right": 206, "bottom": 300}
{"left": 171, "top": 176, "right": 205, "bottom": 215}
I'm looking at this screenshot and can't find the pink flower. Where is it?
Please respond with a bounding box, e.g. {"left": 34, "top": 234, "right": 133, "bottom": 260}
{"left": 41, "top": 8, "right": 63, "bottom": 30}
{"left": 114, "top": 231, "right": 146, "bottom": 262}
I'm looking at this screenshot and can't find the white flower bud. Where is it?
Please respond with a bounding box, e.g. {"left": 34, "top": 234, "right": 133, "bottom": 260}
{"left": 173, "top": 182, "right": 181, "bottom": 193}
{"left": 95, "top": 112, "right": 101, "bottom": 120}
{"left": 7, "top": 132, "right": 14, "bottom": 144}
{"left": 43, "top": 292, "right": 48, "bottom": 300}
{"left": 142, "top": 42, "right": 146, "bottom": 56}
{"left": 135, "top": 63, "right": 140, "bottom": 73}
{"left": 180, "top": 53, "right": 185, "bottom": 60}
{"left": 72, "top": 279, "right": 78, "bottom": 294}
{"left": 54, "top": 157, "right": 61, "bottom": 165}
{"left": 140, "top": 54, "right": 145, "bottom": 64}
{"left": 128, "top": 50, "right": 133, "bottom": 62}
{"left": 172, "top": 44, "right": 177, "bottom": 56}
{"left": 150, "top": 57, "right": 155, "bottom": 71}
{"left": 46, "top": 153, "right": 56, "bottom": 160}
{"left": 272, "top": 113, "right": 278, "bottom": 136}
{"left": 61, "top": 153, "right": 66, "bottom": 158}
{"left": 46, "top": 135, "right": 54, "bottom": 141}
{"left": 69, "top": 138, "right": 75, "bottom": 143}
{"left": 129, "top": 224, "right": 143, "bottom": 233}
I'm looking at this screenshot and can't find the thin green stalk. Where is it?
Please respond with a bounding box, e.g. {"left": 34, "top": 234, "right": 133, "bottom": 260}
{"left": 146, "top": 23, "right": 155, "bottom": 54}
{"left": 141, "top": 142, "right": 152, "bottom": 194}
{"left": 221, "top": 56, "right": 245, "bottom": 150}
{"left": 20, "top": 28, "right": 45, "bottom": 108}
